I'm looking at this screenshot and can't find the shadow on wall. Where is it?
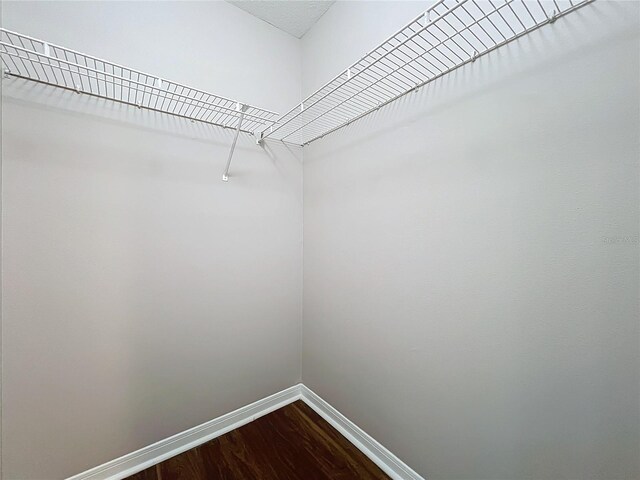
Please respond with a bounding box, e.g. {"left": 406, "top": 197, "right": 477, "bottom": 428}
{"left": 300, "top": 2, "right": 639, "bottom": 478}
{"left": 2, "top": 80, "right": 303, "bottom": 194}
{"left": 3, "top": 79, "right": 240, "bottom": 144}
{"left": 2, "top": 77, "right": 303, "bottom": 477}
{"left": 305, "top": 1, "right": 635, "bottom": 162}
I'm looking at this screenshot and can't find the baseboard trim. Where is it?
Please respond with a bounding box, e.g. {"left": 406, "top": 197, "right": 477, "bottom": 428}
{"left": 67, "top": 384, "right": 303, "bottom": 480}
{"left": 67, "top": 383, "right": 424, "bottom": 480}
{"left": 300, "top": 385, "right": 424, "bottom": 480}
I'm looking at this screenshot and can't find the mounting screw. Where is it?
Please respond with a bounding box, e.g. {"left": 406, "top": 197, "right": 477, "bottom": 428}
{"left": 3, "top": 69, "right": 10, "bottom": 78}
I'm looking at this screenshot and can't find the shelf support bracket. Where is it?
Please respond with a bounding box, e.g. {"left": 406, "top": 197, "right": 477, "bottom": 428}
{"left": 222, "top": 103, "right": 247, "bottom": 182}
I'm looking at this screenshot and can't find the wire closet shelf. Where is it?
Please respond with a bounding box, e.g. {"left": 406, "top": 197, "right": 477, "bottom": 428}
{"left": 0, "top": 29, "right": 279, "bottom": 135}
{"left": 262, "top": 0, "right": 594, "bottom": 146}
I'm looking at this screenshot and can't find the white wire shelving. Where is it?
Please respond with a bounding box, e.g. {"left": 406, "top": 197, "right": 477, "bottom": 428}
{"left": 1, "top": 0, "right": 596, "bottom": 155}
{"left": 261, "top": 0, "right": 594, "bottom": 146}
{"left": 0, "top": 28, "right": 281, "bottom": 180}
{"left": 0, "top": 29, "right": 279, "bottom": 136}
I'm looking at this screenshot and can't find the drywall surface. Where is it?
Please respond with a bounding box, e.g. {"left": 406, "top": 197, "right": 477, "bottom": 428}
{"left": 302, "top": 0, "right": 429, "bottom": 96}
{"left": 2, "top": 1, "right": 301, "bottom": 114}
{"left": 302, "top": 2, "right": 640, "bottom": 479}
{"left": 0, "top": 4, "right": 3, "bottom": 479}
{"left": 1, "top": 2, "right": 302, "bottom": 479}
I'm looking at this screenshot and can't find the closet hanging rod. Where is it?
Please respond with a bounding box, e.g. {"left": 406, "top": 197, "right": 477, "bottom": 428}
{"left": 261, "top": 0, "right": 595, "bottom": 146}
{"left": 0, "top": 28, "right": 279, "bottom": 135}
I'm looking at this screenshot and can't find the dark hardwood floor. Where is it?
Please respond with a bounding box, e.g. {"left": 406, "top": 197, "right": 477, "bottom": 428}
{"left": 126, "top": 400, "right": 390, "bottom": 480}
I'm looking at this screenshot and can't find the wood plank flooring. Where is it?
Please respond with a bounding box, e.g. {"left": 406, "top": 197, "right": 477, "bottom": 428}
{"left": 126, "top": 400, "right": 390, "bottom": 480}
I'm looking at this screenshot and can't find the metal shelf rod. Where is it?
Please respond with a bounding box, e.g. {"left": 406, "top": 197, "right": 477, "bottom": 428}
{"left": 262, "top": 0, "right": 595, "bottom": 146}
{"left": 304, "top": 0, "right": 593, "bottom": 145}
{"left": 1, "top": 43, "right": 272, "bottom": 125}
{"left": 0, "top": 28, "right": 272, "bottom": 111}
{"left": 1, "top": 28, "right": 281, "bottom": 182}
{"left": 266, "top": 0, "right": 461, "bottom": 139}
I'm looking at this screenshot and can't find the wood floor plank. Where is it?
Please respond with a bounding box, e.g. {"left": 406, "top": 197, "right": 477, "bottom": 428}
{"left": 126, "top": 400, "right": 389, "bottom": 480}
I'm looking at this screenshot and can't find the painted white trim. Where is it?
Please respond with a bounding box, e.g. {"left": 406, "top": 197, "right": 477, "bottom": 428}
{"left": 67, "top": 383, "right": 424, "bottom": 480}
{"left": 67, "top": 384, "right": 303, "bottom": 480}
{"left": 300, "top": 385, "right": 425, "bottom": 480}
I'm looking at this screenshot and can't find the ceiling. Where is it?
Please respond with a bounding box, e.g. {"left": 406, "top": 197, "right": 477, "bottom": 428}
{"left": 227, "top": 1, "right": 335, "bottom": 39}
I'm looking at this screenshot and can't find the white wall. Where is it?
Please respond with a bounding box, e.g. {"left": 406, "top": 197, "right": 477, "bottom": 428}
{"left": 0, "top": 4, "right": 4, "bottom": 479}
{"left": 302, "top": 1, "right": 640, "bottom": 479}
{"left": 3, "top": 1, "right": 640, "bottom": 479}
{"left": 1, "top": 2, "right": 302, "bottom": 479}
{"left": 3, "top": 1, "right": 301, "bottom": 113}
{"left": 302, "top": 0, "right": 429, "bottom": 96}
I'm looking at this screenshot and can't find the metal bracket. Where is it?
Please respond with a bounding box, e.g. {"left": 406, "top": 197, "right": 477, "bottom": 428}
{"left": 222, "top": 103, "right": 248, "bottom": 182}
{"left": 423, "top": 10, "right": 431, "bottom": 26}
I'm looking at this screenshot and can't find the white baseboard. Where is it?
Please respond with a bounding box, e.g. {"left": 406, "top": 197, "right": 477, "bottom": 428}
{"left": 67, "top": 383, "right": 424, "bottom": 480}
{"left": 67, "top": 384, "right": 303, "bottom": 480}
{"left": 300, "top": 385, "right": 424, "bottom": 480}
